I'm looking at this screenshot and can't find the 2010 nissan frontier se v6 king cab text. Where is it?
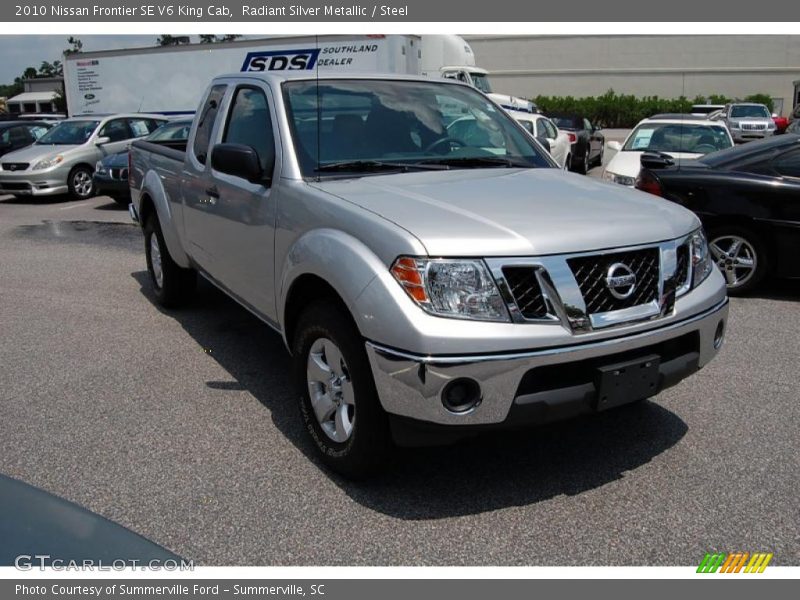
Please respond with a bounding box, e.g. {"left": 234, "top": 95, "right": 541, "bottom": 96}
{"left": 129, "top": 73, "right": 729, "bottom": 478}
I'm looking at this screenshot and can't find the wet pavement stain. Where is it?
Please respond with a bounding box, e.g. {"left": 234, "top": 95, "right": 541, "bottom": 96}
{"left": 12, "top": 220, "right": 142, "bottom": 250}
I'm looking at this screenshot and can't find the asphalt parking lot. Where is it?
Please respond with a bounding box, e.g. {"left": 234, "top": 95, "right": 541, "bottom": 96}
{"left": 1, "top": 190, "right": 798, "bottom": 566}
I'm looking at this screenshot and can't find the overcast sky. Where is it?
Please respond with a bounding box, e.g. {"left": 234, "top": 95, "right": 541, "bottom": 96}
{"left": 0, "top": 36, "right": 192, "bottom": 84}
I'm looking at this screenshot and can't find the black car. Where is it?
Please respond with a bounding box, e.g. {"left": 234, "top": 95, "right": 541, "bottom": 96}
{"left": 547, "top": 114, "right": 604, "bottom": 174}
{"left": 636, "top": 134, "right": 800, "bottom": 294}
{"left": 0, "top": 121, "right": 52, "bottom": 158}
{"left": 94, "top": 118, "right": 192, "bottom": 205}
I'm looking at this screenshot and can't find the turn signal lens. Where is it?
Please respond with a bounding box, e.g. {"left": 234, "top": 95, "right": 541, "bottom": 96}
{"left": 390, "top": 257, "right": 428, "bottom": 303}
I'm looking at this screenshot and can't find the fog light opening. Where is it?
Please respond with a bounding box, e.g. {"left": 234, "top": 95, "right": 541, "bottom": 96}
{"left": 714, "top": 320, "right": 725, "bottom": 349}
{"left": 441, "top": 378, "right": 482, "bottom": 414}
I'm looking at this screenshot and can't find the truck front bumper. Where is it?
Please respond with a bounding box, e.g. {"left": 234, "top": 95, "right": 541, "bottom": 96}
{"left": 366, "top": 297, "right": 728, "bottom": 434}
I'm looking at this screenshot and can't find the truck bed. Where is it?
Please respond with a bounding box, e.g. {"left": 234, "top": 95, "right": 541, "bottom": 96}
{"left": 131, "top": 139, "right": 187, "bottom": 161}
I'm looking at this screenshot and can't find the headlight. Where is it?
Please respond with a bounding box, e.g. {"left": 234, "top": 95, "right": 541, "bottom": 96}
{"left": 728, "top": 121, "right": 740, "bottom": 130}
{"left": 390, "top": 257, "right": 509, "bottom": 322}
{"left": 767, "top": 121, "right": 777, "bottom": 130}
{"left": 691, "top": 230, "right": 713, "bottom": 288}
{"left": 95, "top": 160, "right": 107, "bottom": 174}
{"left": 32, "top": 155, "right": 64, "bottom": 170}
{"left": 603, "top": 171, "right": 635, "bottom": 186}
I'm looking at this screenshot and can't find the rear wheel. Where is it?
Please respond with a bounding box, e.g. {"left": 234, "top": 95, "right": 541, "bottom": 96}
{"left": 579, "top": 149, "right": 590, "bottom": 174}
{"left": 144, "top": 214, "right": 196, "bottom": 307}
{"left": 708, "top": 225, "right": 768, "bottom": 295}
{"left": 68, "top": 166, "right": 95, "bottom": 200}
{"left": 293, "top": 302, "right": 391, "bottom": 478}
{"left": 563, "top": 153, "right": 571, "bottom": 170}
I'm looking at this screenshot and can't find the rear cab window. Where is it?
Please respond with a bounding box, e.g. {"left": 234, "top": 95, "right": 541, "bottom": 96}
{"left": 193, "top": 84, "right": 228, "bottom": 165}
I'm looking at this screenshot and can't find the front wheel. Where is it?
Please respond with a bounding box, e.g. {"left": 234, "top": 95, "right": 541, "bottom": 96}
{"left": 293, "top": 303, "right": 391, "bottom": 478}
{"left": 68, "top": 166, "right": 95, "bottom": 200}
{"left": 708, "top": 226, "right": 768, "bottom": 295}
{"left": 144, "top": 214, "right": 196, "bottom": 307}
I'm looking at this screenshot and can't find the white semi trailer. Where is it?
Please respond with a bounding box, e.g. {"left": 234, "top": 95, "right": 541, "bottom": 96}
{"left": 63, "top": 34, "right": 535, "bottom": 116}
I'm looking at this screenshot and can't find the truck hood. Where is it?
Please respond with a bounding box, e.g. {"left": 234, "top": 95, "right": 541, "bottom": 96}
{"left": 311, "top": 168, "right": 699, "bottom": 256}
{"left": 1, "top": 143, "right": 81, "bottom": 165}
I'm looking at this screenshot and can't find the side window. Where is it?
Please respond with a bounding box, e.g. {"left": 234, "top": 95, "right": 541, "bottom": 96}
{"left": 535, "top": 120, "right": 547, "bottom": 138}
{"left": 520, "top": 120, "right": 534, "bottom": 135}
{"left": 9, "top": 126, "right": 32, "bottom": 146}
{"left": 773, "top": 149, "right": 800, "bottom": 178}
{"left": 223, "top": 86, "right": 275, "bottom": 174}
{"left": 99, "top": 119, "right": 131, "bottom": 142}
{"left": 544, "top": 120, "right": 558, "bottom": 139}
{"left": 147, "top": 119, "right": 166, "bottom": 133}
{"left": 193, "top": 84, "right": 227, "bottom": 165}
{"left": 127, "top": 119, "right": 152, "bottom": 138}
{"left": 584, "top": 118, "right": 593, "bottom": 132}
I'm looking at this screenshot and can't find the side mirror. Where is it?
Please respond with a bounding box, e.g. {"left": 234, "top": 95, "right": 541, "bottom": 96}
{"left": 536, "top": 136, "right": 551, "bottom": 152}
{"left": 211, "top": 143, "right": 272, "bottom": 184}
{"left": 94, "top": 136, "right": 111, "bottom": 145}
{"left": 607, "top": 140, "right": 622, "bottom": 152}
{"left": 640, "top": 151, "right": 675, "bottom": 170}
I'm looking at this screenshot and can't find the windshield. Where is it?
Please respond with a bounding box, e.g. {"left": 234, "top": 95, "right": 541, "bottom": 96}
{"left": 283, "top": 79, "right": 551, "bottom": 177}
{"left": 147, "top": 120, "right": 192, "bottom": 141}
{"left": 36, "top": 120, "right": 99, "bottom": 145}
{"left": 551, "top": 116, "right": 578, "bottom": 130}
{"left": 730, "top": 105, "right": 770, "bottom": 119}
{"left": 623, "top": 123, "right": 732, "bottom": 154}
{"left": 470, "top": 73, "right": 493, "bottom": 94}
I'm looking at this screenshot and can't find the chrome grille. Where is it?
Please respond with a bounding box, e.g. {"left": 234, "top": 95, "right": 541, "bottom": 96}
{"left": 2, "top": 162, "right": 29, "bottom": 171}
{"left": 501, "top": 266, "right": 548, "bottom": 319}
{"left": 675, "top": 244, "right": 690, "bottom": 289}
{"left": 567, "top": 248, "right": 660, "bottom": 314}
{"left": 740, "top": 123, "right": 766, "bottom": 131}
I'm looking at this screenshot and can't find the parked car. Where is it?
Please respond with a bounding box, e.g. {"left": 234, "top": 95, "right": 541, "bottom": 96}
{"left": 547, "top": 114, "right": 604, "bottom": 173}
{"left": 129, "top": 73, "right": 727, "bottom": 477}
{"left": 0, "top": 114, "right": 166, "bottom": 200}
{"left": 603, "top": 115, "right": 733, "bottom": 187}
{"left": 636, "top": 134, "right": 800, "bottom": 294}
{"left": 0, "top": 121, "right": 51, "bottom": 159}
{"left": 512, "top": 113, "right": 571, "bottom": 169}
{"left": 772, "top": 113, "right": 789, "bottom": 134}
{"left": 711, "top": 103, "right": 776, "bottom": 143}
{"left": 94, "top": 119, "right": 192, "bottom": 205}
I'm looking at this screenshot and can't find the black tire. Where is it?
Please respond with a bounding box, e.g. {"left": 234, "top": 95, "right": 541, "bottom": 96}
{"left": 143, "top": 214, "right": 196, "bottom": 308}
{"left": 563, "top": 153, "right": 571, "bottom": 171}
{"left": 67, "top": 166, "right": 95, "bottom": 200}
{"left": 581, "top": 149, "right": 590, "bottom": 174}
{"left": 596, "top": 144, "right": 604, "bottom": 167}
{"left": 707, "top": 225, "right": 768, "bottom": 296}
{"left": 293, "top": 302, "right": 392, "bottom": 478}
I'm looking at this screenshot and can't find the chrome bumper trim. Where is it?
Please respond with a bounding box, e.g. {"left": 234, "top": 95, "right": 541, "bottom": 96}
{"left": 365, "top": 297, "right": 728, "bottom": 426}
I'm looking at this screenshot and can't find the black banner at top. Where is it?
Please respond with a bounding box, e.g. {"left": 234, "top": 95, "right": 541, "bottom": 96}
{"left": 3, "top": 0, "right": 798, "bottom": 22}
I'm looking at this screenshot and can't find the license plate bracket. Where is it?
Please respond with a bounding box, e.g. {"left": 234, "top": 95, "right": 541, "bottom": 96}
{"left": 595, "top": 354, "right": 660, "bottom": 411}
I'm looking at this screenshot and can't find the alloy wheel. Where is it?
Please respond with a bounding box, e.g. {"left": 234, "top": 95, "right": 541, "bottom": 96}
{"left": 72, "top": 170, "right": 93, "bottom": 198}
{"left": 149, "top": 234, "right": 164, "bottom": 289}
{"left": 709, "top": 234, "right": 757, "bottom": 289}
{"left": 306, "top": 337, "right": 355, "bottom": 443}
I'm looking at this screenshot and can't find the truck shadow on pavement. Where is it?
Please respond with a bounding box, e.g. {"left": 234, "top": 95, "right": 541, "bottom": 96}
{"left": 133, "top": 272, "right": 689, "bottom": 520}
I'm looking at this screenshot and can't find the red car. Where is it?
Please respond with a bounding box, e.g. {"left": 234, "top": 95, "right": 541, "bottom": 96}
{"left": 772, "top": 114, "right": 789, "bottom": 133}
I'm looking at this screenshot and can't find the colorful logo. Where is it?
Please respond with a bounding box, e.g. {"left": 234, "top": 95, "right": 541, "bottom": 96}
{"left": 697, "top": 552, "right": 773, "bottom": 573}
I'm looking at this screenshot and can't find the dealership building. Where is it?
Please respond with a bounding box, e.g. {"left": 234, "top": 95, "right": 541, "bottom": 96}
{"left": 465, "top": 35, "right": 800, "bottom": 116}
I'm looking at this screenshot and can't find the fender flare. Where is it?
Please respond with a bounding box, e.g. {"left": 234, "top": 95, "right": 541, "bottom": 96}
{"left": 139, "top": 170, "right": 191, "bottom": 268}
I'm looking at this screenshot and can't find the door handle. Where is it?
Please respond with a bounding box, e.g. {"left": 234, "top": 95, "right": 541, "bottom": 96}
{"left": 205, "top": 186, "right": 220, "bottom": 198}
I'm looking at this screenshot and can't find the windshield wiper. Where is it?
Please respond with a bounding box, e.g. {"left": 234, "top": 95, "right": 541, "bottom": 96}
{"left": 315, "top": 160, "right": 448, "bottom": 173}
{"left": 417, "top": 156, "right": 533, "bottom": 169}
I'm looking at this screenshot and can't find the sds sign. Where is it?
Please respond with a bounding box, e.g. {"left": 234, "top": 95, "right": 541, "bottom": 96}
{"left": 240, "top": 49, "right": 321, "bottom": 72}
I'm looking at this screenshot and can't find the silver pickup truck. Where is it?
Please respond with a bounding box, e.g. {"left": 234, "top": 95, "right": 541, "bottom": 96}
{"left": 129, "top": 73, "right": 728, "bottom": 477}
